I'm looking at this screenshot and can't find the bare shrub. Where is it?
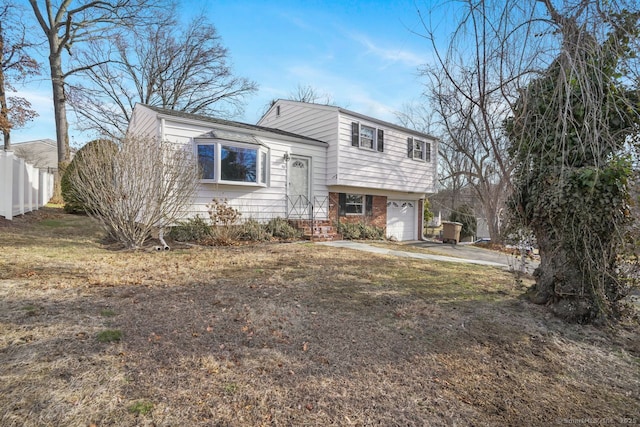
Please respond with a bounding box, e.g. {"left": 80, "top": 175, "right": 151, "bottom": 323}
{"left": 207, "top": 198, "right": 242, "bottom": 245}
{"left": 65, "top": 135, "right": 199, "bottom": 249}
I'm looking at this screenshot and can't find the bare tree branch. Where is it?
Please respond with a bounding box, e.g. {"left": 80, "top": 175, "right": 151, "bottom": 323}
{"left": 68, "top": 8, "right": 257, "bottom": 138}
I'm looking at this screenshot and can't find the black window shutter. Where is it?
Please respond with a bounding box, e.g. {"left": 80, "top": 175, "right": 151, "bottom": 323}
{"left": 351, "top": 122, "right": 359, "bottom": 147}
{"left": 365, "top": 195, "right": 373, "bottom": 216}
{"left": 407, "top": 137, "right": 414, "bottom": 158}
{"left": 377, "top": 129, "right": 384, "bottom": 152}
{"left": 338, "top": 193, "right": 346, "bottom": 216}
{"left": 425, "top": 142, "right": 431, "bottom": 162}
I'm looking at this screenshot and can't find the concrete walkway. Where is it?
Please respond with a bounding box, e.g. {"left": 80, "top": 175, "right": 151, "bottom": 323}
{"left": 317, "top": 240, "right": 510, "bottom": 268}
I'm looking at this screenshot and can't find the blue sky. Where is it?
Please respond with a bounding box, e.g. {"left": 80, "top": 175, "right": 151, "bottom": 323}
{"left": 12, "top": 0, "right": 447, "bottom": 145}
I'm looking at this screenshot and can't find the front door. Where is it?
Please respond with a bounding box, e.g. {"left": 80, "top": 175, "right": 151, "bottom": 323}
{"left": 288, "top": 156, "right": 310, "bottom": 219}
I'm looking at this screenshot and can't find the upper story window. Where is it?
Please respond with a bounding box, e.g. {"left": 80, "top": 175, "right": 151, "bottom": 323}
{"left": 196, "top": 141, "right": 268, "bottom": 185}
{"left": 351, "top": 122, "right": 384, "bottom": 152}
{"left": 407, "top": 137, "right": 431, "bottom": 162}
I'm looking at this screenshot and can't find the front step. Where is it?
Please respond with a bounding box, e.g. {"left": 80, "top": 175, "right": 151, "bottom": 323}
{"left": 289, "top": 220, "right": 342, "bottom": 241}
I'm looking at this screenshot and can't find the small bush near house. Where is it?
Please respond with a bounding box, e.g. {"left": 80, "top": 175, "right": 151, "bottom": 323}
{"left": 207, "top": 199, "right": 243, "bottom": 245}
{"left": 168, "top": 216, "right": 212, "bottom": 242}
{"left": 266, "top": 217, "right": 301, "bottom": 240}
{"left": 337, "top": 222, "right": 384, "bottom": 240}
{"left": 238, "top": 219, "right": 271, "bottom": 242}
{"left": 64, "top": 135, "right": 199, "bottom": 249}
{"left": 207, "top": 198, "right": 241, "bottom": 226}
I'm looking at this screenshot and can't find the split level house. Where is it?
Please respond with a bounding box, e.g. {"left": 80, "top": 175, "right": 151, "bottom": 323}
{"left": 128, "top": 100, "right": 438, "bottom": 241}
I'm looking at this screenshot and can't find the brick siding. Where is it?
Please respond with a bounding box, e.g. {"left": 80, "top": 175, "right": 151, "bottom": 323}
{"left": 328, "top": 192, "right": 387, "bottom": 229}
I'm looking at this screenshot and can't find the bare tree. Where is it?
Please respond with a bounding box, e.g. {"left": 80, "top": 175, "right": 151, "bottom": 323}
{"left": 65, "top": 134, "right": 199, "bottom": 249}
{"left": 68, "top": 9, "right": 257, "bottom": 138}
{"left": 417, "top": 0, "right": 549, "bottom": 242}
{"left": 27, "top": 0, "right": 161, "bottom": 167}
{"left": 288, "top": 84, "right": 335, "bottom": 105}
{"left": 0, "top": 2, "right": 40, "bottom": 151}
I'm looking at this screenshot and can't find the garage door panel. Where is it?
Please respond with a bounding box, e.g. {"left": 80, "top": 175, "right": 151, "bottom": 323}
{"left": 386, "top": 200, "right": 415, "bottom": 241}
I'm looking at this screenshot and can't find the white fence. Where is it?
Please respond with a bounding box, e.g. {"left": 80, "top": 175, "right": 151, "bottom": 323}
{"left": 1, "top": 150, "right": 55, "bottom": 220}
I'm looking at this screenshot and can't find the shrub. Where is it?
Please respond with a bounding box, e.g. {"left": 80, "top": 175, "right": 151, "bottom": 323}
{"left": 62, "top": 139, "right": 117, "bottom": 214}
{"left": 207, "top": 198, "right": 241, "bottom": 226}
{"left": 337, "top": 221, "right": 384, "bottom": 240}
{"left": 64, "top": 135, "right": 199, "bottom": 249}
{"left": 168, "top": 216, "right": 212, "bottom": 242}
{"left": 207, "top": 199, "right": 243, "bottom": 245}
{"left": 238, "top": 219, "right": 271, "bottom": 241}
{"left": 266, "top": 217, "right": 301, "bottom": 240}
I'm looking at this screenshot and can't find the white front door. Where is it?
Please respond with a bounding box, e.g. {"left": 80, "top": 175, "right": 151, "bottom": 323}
{"left": 288, "top": 156, "right": 310, "bottom": 218}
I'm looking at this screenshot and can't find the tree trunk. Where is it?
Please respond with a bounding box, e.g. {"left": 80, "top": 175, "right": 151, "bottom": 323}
{"left": 526, "top": 224, "right": 617, "bottom": 324}
{"left": 0, "top": 27, "right": 9, "bottom": 151}
{"left": 49, "top": 52, "right": 69, "bottom": 167}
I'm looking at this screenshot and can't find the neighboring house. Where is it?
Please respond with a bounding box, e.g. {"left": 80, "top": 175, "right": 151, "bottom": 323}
{"left": 128, "top": 101, "right": 438, "bottom": 241}
{"left": 12, "top": 138, "right": 75, "bottom": 173}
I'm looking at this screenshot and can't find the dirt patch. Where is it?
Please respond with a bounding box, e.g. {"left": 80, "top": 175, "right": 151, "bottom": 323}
{"left": 1, "top": 208, "right": 639, "bottom": 426}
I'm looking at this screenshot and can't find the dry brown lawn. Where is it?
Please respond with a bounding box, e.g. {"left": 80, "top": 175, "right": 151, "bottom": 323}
{"left": 1, "top": 207, "right": 639, "bottom": 426}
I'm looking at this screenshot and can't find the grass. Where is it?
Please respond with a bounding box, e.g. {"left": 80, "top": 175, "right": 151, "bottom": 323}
{"left": 127, "top": 400, "right": 154, "bottom": 416}
{"left": 0, "top": 207, "right": 638, "bottom": 426}
{"left": 96, "top": 329, "right": 123, "bottom": 343}
{"left": 100, "top": 309, "right": 117, "bottom": 317}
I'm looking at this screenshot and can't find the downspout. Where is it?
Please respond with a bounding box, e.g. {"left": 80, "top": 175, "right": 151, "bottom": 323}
{"left": 419, "top": 198, "right": 425, "bottom": 241}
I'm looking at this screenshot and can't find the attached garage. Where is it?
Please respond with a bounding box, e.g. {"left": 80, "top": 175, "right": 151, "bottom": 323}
{"left": 386, "top": 200, "right": 417, "bottom": 241}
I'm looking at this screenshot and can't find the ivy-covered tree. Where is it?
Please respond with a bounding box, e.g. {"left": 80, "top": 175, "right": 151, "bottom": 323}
{"left": 506, "top": 5, "right": 640, "bottom": 323}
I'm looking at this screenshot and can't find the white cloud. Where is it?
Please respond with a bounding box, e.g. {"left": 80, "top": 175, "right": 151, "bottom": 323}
{"left": 350, "top": 32, "right": 426, "bottom": 68}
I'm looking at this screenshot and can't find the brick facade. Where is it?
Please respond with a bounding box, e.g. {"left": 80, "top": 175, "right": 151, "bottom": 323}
{"left": 328, "top": 192, "right": 387, "bottom": 230}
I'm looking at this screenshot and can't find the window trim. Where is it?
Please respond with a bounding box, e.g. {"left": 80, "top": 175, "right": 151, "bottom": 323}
{"left": 195, "top": 140, "right": 269, "bottom": 186}
{"left": 345, "top": 194, "right": 364, "bottom": 215}
{"left": 351, "top": 122, "right": 384, "bottom": 152}
{"left": 338, "top": 193, "right": 374, "bottom": 216}
{"left": 407, "top": 137, "right": 431, "bottom": 162}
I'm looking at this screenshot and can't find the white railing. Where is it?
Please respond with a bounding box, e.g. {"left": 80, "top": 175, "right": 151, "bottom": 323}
{"left": 0, "top": 150, "right": 55, "bottom": 220}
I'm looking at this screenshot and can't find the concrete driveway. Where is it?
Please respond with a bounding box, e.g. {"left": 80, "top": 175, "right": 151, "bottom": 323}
{"left": 318, "top": 240, "right": 540, "bottom": 274}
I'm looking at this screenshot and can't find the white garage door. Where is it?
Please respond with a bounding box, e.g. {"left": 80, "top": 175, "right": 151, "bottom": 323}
{"left": 386, "top": 200, "right": 416, "bottom": 241}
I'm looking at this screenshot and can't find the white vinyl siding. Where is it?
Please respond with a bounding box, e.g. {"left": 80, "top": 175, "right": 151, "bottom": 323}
{"left": 129, "top": 105, "right": 328, "bottom": 223}
{"left": 259, "top": 100, "right": 438, "bottom": 195}
{"left": 337, "top": 113, "right": 436, "bottom": 194}
{"left": 129, "top": 105, "right": 160, "bottom": 140}
{"left": 259, "top": 101, "right": 340, "bottom": 187}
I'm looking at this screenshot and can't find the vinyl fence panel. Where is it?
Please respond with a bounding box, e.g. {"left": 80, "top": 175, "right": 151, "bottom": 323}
{"left": 0, "top": 150, "right": 55, "bottom": 220}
